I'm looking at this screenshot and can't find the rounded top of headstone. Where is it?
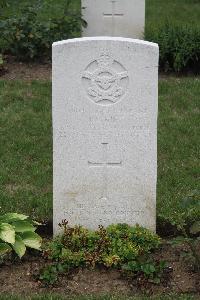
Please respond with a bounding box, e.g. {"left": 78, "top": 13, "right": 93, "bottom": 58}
{"left": 52, "top": 37, "right": 158, "bottom": 50}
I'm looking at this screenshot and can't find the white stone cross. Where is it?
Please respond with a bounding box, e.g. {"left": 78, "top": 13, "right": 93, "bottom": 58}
{"left": 103, "top": 1, "right": 124, "bottom": 35}
{"left": 88, "top": 142, "right": 122, "bottom": 200}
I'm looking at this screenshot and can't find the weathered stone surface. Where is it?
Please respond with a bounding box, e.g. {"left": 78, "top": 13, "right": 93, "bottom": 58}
{"left": 82, "top": 0, "right": 145, "bottom": 38}
{"left": 52, "top": 37, "right": 159, "bottom": 234}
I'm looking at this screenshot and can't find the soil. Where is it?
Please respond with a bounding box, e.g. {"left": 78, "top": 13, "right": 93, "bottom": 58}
{"left": 0, "top": 242, "right": 199, "bottom": 298}
{"left": 0, "top": 59, "right": 197, "bottom": 82}
{"left": 0, "top": 57, "right": 51, "bottom": 81}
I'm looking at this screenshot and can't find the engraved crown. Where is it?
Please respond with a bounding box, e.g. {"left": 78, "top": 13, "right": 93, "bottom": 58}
{"left": 97, "top": 53, "right": 113, "bottom": 67}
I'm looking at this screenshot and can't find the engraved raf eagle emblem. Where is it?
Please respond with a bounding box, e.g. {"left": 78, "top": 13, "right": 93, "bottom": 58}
{"left": 82, "top": 52, "right": 129, "bottom": 105}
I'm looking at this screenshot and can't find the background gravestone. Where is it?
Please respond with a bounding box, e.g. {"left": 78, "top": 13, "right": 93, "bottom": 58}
{"left": 52, "top": 37, "right": 159, "bottom": 234}
{"left": 82, "top": 0, "right": 145, "bottom": 38}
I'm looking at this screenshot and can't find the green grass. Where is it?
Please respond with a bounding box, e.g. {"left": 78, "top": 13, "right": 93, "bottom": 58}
{"left": 0, "top": 78, "right": 199, "bottom": 224}
{"left": 146, "top": 0, "right": 200, "bottom": 28}
{"left": 0, "top": 81, "right": 52, "bottom": 221}
{"left": 157, "top": 77, "right": 200, "bottom": 222}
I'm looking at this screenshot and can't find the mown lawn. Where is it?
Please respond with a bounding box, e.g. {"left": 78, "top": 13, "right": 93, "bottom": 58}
{"left": 0, "top": 81, "right": 52, "bottom": 221}
{"left": 0, "top": 77, "right": 199, "bottom": 224}
{"left": 146, "top": 0, "right": 200, "bottom": 28}
{"left": 157, "top": 77, "right": 199, "bottom": 224}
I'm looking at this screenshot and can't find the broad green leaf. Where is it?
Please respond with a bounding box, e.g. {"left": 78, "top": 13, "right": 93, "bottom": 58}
{"left": 12, "top": 235, "right": 26, "bottom": 258}
{"left": 190, "top": 221, "right": 200, "bottom": 235}
{"left": 0, "top": 243, "right": 12, "bottom": 255}
{"left": 21, "top": 231, "right": 42, "bottom": 250}
{"left": 0, "top": 213, "right": 28, "bottom": 223}
{"left": 12, "top": 221, "right": 36, "bottom": 233}
{"left": 0, "top": 223, "right": 15, "bottom": 244}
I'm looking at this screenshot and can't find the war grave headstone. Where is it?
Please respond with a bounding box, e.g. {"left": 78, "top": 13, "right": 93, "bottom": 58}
{"left": 52, "top": 37, "right": 159, "bottom": 234}
{"left": 82, "top": 0, "right": 145, "bottom": 38}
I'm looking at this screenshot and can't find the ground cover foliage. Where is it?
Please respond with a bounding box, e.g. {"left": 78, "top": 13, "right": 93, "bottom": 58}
{"left": 0, "top": 78, "right": 199, "bottom": 231}
{"left": 39, "top": 222, "right": 164, "bottom": 286}
{"left": 1, "top": 221, "right": 198, "bottom": 297}
{"left": 0, "top": 0, "right": 200, "bottom": 72}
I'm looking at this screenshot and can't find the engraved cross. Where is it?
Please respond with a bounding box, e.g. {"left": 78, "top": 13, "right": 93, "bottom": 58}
{"left": 103, "top": 1, "right": 124, "bottom": 36}
{"left": 88, "top": 143, "right": 122, "bottom": 200}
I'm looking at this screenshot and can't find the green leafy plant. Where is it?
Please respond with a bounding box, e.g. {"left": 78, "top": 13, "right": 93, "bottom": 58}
{"left": 39, "top": 262, "right": 65, "bottom": 286}
{"left": 0, "top": 0, "right": 86, "bottom": 61}
{"left": 40, "top": 222, "right": 165, "bottom": 286}
{"left": 0, "top": 2, "right": 46, "bottom": 60}
{"left": 122, "top": 258, "right": 167, "bottom": 284}
{"left": 168, "top": 190, "right": 200, "bottom": 271}
{"left": 0, "top": 212, "right": 42, "bottom": 259}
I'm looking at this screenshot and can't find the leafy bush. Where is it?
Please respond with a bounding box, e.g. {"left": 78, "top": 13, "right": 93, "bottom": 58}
{"left": 0, "top": 0, "right": 85, "bottom": 61}
{"left": 0, "top": 213, "right": 42, "bottom": 259}
{"left": 40, "top": 222, "right": 165, "bottom": 285}
{"left": 146, "top": 22, "right": 200, "bottom": 73}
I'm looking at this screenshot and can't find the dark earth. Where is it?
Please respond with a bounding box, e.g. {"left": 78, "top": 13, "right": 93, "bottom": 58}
{"left": 0, "top": 242, "right": 199, "bottom": 298}
{"left": 0, "top": 56, "right": 51, "bottom": 81}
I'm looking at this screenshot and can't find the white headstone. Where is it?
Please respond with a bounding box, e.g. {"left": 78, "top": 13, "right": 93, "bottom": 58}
{"left": 82, "top": 0, "right": 145, "bottom": 38}
{"left": 53, "top": 37, "right": 159, "bottom": 234}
